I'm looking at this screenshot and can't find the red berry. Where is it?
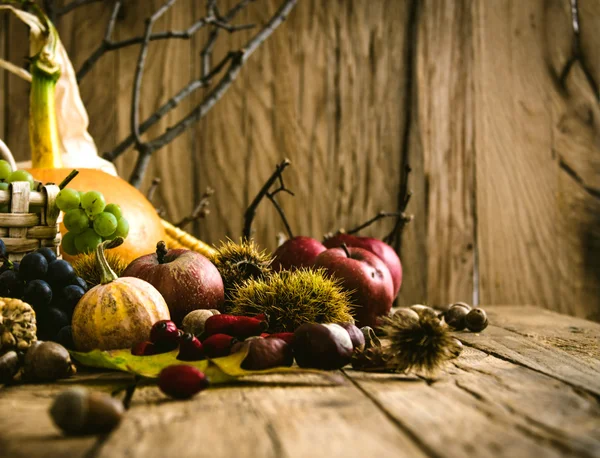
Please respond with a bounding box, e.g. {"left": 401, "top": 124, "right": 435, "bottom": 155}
{"left": 204, "top": 315, "right": 268, "bottom": 339}
{"left": 131, "top": 341, "right": 157, "bottom": 356}
{"left": 265, "top": 332, "right": 295, "bottom": 346}
{"left": 177, "top": 333, "right": 205, "bottom": 361}
{"left": 202, "top": 333, "right": 236, "bottom": 358}
{"left": 150, "top": 320, "right": 180, "bottom": 350}
{"left": 158, "top": 365, "right": 210, "bottom": 399}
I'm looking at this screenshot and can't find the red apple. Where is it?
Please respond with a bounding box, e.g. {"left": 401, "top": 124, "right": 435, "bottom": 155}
{"left": 271, "top": 236, "right": 327, "bottom": 271}
{"left": 123, "top": 242, "right": 224, "bottom": 325}
{"left": 323, "top": 234, "right": 402, "bottom": 297}
{"left": 314, "top": 246, "right": 394, "bottom": 328}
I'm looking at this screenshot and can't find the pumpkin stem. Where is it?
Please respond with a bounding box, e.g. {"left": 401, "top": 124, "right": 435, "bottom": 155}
{"left": 156, "top": 241, "right": 168, "bottom": 264}
{"left": 28, "top": 6, "right": 63, "bottom": 169}
{"left": 96, "top": 238, "right": 124, "bottom": 284}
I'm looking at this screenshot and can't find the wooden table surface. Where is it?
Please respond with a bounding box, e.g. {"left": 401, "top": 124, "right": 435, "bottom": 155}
{"left": 1, "top": 306, "right": 599, "bottom": 458}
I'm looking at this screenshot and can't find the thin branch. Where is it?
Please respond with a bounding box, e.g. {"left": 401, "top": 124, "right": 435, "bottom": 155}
{"left": 340, "top": 211, "right": 412, "bottom": 236}
{"left": 76, "top": 1, "right": 256, "bottom": 81}
{"left": 131, "top": 0, "right": 298, "bottom": 167}
{"left": 146, "top": 177, "right": 161, "bottom": 203}
{"left": 175, "top": 187, "right": 215, "bottom": 228}
{"left": 104, "top": 51, "right": 239, "bottom": 161}
{"left": 243, "top": 159, "right": 293, "bottom": 240}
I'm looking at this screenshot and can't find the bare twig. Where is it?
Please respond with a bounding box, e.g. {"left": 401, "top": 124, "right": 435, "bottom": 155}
{"left": 559, "top": 0, "right": 599, "bottom": 101}
{"left": 146, "top": 177, "right": 161, "bottom": 203}
{"left": 384, "top": 166, "right": 413, "bottom": 246}
{"left": 175, "top": 187, "right": 215, "bottom": 228}
{"left": 338, "top": 211, "right": 413, "bottom": 236}
{"left": 243, "top": 159, "right": 294, "bottom": 240}
{"left": 127, "top": 0, "right": 297, "bottom": 187}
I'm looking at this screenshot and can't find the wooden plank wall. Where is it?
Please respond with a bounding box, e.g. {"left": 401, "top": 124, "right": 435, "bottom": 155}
{"left": 0, "top": 0, "right": 598, "bottom": 320}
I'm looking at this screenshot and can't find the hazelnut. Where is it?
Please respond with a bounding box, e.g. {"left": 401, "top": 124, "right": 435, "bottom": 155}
{"left": 465, "top": 308, "right": 488, "bottom": 332}
{"left": 393, "top": 308, "right": 420, "bottom": 323}
{"left": 182, "top": 310, "right": 216, "bottom": 336}
{"left": 444, "top": 304, "right": 469, "bottom": 330}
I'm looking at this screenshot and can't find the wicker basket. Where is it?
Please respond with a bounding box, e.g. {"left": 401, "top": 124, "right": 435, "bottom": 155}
{"left": 0, "top": 181, "right": 61, "bottom": 262}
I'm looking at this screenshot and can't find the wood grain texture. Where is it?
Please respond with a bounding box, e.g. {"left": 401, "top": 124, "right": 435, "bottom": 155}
{"left": 1, "top": 306, "right": 599, "bottom": 458}
{"left": 0, "top": 15, "right": 6, "bottom": 143}
{"left": 415, "top": 0, "right": 475, "bottom": 306}
{"left": 1, "top": 0, "right": 599, "bottom": 318}
{"left": 347, "top": 345, "right": 600, "bottom": 458}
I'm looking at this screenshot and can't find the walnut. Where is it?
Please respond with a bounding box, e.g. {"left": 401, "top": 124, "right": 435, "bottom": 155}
{"left": 0, "top": 298, "right": 37, "bottom": 353}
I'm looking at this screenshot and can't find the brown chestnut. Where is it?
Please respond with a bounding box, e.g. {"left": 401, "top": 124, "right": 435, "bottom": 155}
{"left": 293, "top": 323, "right": 353, "bottom": 370}
{"left": 238, "top": 337, "right": 293, "bottom": 370}
{"left": 338, "top": 322, "right": 365, "bottom": 351}
{"left": 409, "top": 305, "right": 439, "bottom": 320}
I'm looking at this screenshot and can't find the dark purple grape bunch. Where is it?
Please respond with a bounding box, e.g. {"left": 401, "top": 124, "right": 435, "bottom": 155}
{"left": 0, "top": 245, "right": 88, "bottom": 348}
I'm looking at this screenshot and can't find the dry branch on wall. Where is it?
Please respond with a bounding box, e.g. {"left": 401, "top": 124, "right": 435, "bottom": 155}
{"left": 59, "top": 0, "right": 298, "bottom": 188}
{"left": 243, "top": 159, "right": 295, "bottom": 240}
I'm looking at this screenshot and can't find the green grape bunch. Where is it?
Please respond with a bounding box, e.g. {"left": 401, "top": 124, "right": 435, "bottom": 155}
{"left": 56, "top": 188, "right": 129, "bottom": 256}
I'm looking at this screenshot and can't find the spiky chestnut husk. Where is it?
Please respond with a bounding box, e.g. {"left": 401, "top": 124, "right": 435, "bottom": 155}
{"left": 72, "top": 251, "right": 128, "bottom": 288}
{"left": 210, "top": 239, "right": 273, "bottom": 311}
{"left": 378, "top": 312, "right": 460, "bottom": 374}
{"left": 229, "top": 268, "right": 354, "bottom": 333}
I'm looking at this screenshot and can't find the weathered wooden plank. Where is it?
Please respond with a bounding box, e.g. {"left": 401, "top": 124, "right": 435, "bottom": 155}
{"left": 415, "top": 0, "right": 475, "bottom": 306}
{"left": 458, "top": 306, "right": 600, "bottom": 396}
{"left": 0, "top": 372, "right": 427, "bottom": 458}
{"left": 473, "top": 0, "right": 560, "bottom": 309}
{"left": 0, "top": 372, "right": 130, "bottom": 458}
{"left": 346, "top": 345, "right": 600, "bottom": 458}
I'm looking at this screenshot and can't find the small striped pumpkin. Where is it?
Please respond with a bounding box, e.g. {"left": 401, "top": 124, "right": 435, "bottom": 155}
{"left": 72, "top": 238, "right": 170, "bottom": 351}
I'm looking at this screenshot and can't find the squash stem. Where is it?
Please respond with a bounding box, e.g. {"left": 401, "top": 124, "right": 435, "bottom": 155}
{"left": 28, "top": 7, "right": 63, "bottom": 169}
{"left": 96, "top": 238, "right": 124, "bottom": 284}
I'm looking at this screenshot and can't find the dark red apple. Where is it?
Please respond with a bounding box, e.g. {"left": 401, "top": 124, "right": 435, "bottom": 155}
{"left": 314, "top": 246, "right": 394, "bottom": 328}
{"left": 123, "top": 242, "right": 224, "bottom": 325}
{"left": 324, "top": 233, "right": 402, "bottom": 297}
{"left": 271, "top": 236, "right": 327, "bottom": 271}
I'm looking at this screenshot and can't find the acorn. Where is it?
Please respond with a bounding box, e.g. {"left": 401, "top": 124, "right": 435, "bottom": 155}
{"left": 338, "top": 322, "right": 365, "bottom": 352}
{"left": 293, "top": 323, "right": 353, "bottom": 370}
{"left": 50, "top": 387, "right": 124, "bottom": 435}
{"left": 182, "top": 309, "right": 220, "bottom": 336}
{"left": 0, "top": 350, "right": 19, "bottom": 383}
{"left": 444, "top": 304, "right": 469, "bottom": 330}
{"left": 20, "top": 341, "right": 76, "bottom": 381}
{"left": 465, "top": 308, "right": 488, "bottom": 332}
{"left": 233, "top": 337, "right": 293, "bottom": 370}
{"left": 158, "top": 365, "right": 210, "bottom": 399}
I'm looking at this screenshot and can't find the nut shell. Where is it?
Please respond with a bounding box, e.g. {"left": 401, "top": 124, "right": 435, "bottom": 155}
{"left": 465, "top": 308, "right": 488, "bottom": 332}
{"left": 0, "top": 298, "right": 37, "bottom": 353}
{"left": 239, "top": 337, "right": 293, "bottom": 370}
{"left": 50, "top": 387, "right": 124, "bottom": 435}
{"left": 182, "top": 309, "right": 219, "bottom": 336}
{"left": 444, "top": 305, "right": 469, "bottom": 330}
{"left": 23, "top": 341, "right": 76, "bottom": 381}
{"left": 294, "top": 323, "right": 353, "bottom": 370}
{"left": 0, "top": 350, "right": 19, "bottom": 383}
